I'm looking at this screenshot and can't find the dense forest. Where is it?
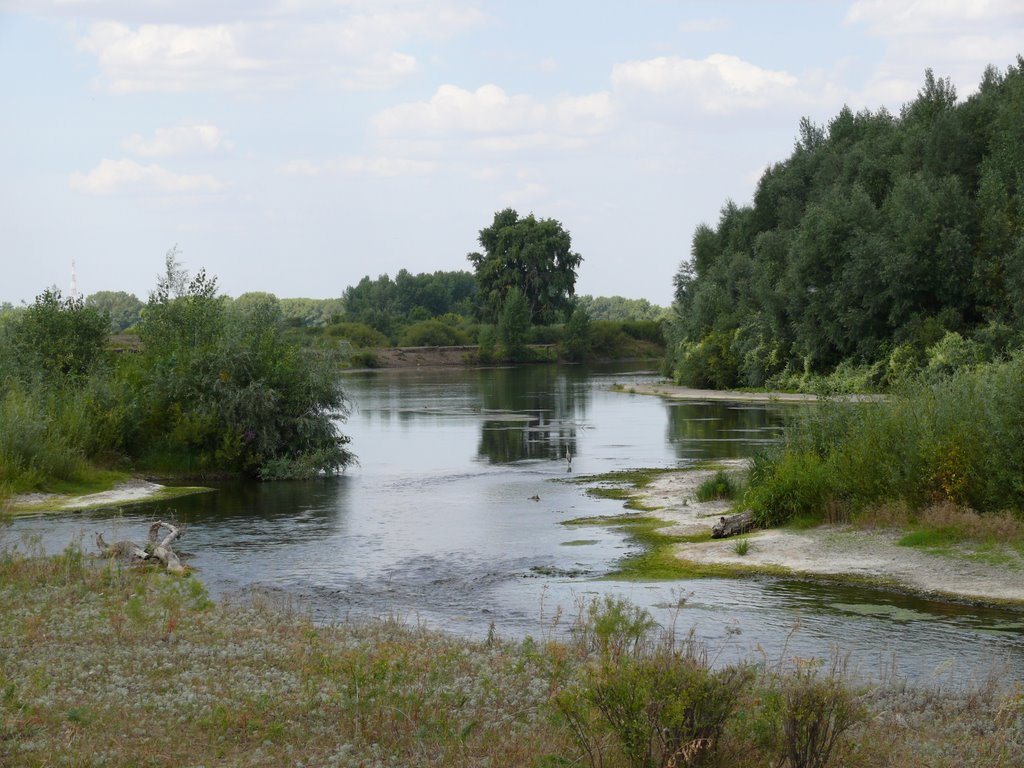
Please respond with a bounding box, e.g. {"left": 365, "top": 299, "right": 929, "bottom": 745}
{"left": 667, "top": 58, "right": 1024, "bottom": 391}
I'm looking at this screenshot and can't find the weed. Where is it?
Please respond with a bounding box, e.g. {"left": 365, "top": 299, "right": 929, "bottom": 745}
{"left": 733, "top": 539, "right": 750, "bottom": 556}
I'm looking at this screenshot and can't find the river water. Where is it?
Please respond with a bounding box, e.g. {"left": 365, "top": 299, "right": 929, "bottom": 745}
{"left": 11, "top": 363, "right": 1024, "bottom": 682}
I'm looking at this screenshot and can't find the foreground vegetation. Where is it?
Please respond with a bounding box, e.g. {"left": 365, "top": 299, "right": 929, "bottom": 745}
{"left": 1, "top": 539, "right": 1022, "bottom": 768}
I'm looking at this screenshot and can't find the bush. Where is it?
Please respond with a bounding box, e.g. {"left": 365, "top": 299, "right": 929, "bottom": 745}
{"left": 923, "top": 331, "right": 985, "bottom": 380}
{"left": 557, "top": 597, "right": 752, "bottom": 768}
{"left": 775, "top": 661, "right": 862, "bottom": 768}
{"left": 497, "top": 287, "right": 531, "bottom": 361}
{"left": 589, "top": 321, "right": 629, "bottom": 358}
{"left": 747, "top": 352, "right": 1024, "bottom": 523}
{"left": 527, "top": 324, "right": 564, "bottom": 344}
{"left": 694, "top": 470, "right": 741, "bottom": 502}
{"left": 620, "top": 320, "right": 664, "bottom": 344}
{"left": 397, "top": 319, "right": 470, "bottom": 347}
{"left": 744, "top": 450, "right": 835, "bottom": 528}
{"left": 324, "top": 322, "right": 389, "bottom": 348}
{"left": 477, "top": 324, "right": 497, "bottom": 362}
{"left": 561, "top": 308, "right": 592, "bottom": 362}
{"left": 673, "top": 331, "right": 739, "bottom": 390}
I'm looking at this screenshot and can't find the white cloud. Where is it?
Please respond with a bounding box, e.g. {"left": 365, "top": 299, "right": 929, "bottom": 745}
{"left": 372, "top": 84, "right": 613, "bottom": 150}
{"left": 845, "top": 0, "right": 1024, "bottom": 35}
{"left": 77, "top": 22, "right": 272, "bottom": 93}
{"left": 279, "top": 155, "right": 436, "bottom": 177}
{"left": 69, "top": 3, "right": 483, "bottom": 93}
{"left": 845, "top": 0, "right": 1024, "bottom": 103}
{"left": 69, "top": 158, "right": 222, "bottom": 195}
{"left": 122, "top": 123, "right": 229, "bottom": 157}
{"left": 611, "top": 54, "right": 805, "bottom": 114}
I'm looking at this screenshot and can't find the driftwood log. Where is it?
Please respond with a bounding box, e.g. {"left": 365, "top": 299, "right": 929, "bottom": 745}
{"left": 711, "top": 511, "right": 755, "bottom": 539}
{"left": 96, "top": 521, "right": 186, "bottom": 574}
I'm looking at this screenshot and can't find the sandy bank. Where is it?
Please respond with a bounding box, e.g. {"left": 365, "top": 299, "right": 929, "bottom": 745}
{"left": 617, "top": 382, "right": 885, "bottom": 403}
{"left": 634, "top": 463, "right": 1024, "bottom": 605}
{"left": 7, "top": 479, "right": 212, "bottom": 515}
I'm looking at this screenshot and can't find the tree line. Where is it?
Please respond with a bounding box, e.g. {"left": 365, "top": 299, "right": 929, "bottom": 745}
{"left": 667, "top": 58, "right": 1024, "bottom": 390}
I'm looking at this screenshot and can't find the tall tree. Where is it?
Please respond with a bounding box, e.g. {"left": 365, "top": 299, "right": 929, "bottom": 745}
{"left": 468, "top": 208, "right": 582, "bottom": 324}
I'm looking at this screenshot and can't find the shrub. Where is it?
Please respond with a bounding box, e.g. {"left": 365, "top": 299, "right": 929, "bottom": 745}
{"left": 748, "top": 352, "right": 1024, "bottom": 523}
{"left": 589, "top": 321, "right": 629, "bottom": 358}
{"left": 673, "top": 331, "right": 739, "bottom": 390}
{"left": 561, "top": 308, "right": 592, "bottom": 362}
{"left": 497, "top": 287, "right": 531, "bottom": 361}
{"left": 775, "top": 661, "right": 862, "bottom": 768}
{"left": 620, "top": 320, "right": 664, "bottom": 344}
{"left": 557, "top": 597, "right": 752, "bottom": 768}
{"left": 527, "top": 324, "right": 565, "bottom": 344}
{"left": 324, "top": 322, "right": 389, "bottom": 348}
{"left": 397, "top": 319, "right": 470, "bottom": 347}
{"left": 744, "top": 450, "right": 834, "bottom": 528}
{"left": 695, "top": 470, "right": 741, "bottom": 502}
{"left": 477, "top": 324, "right": 497, "bottom": 362}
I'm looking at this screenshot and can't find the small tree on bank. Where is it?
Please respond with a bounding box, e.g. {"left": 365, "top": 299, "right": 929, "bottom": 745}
{"left": 497, "top": 287, "right": 531, "bottom": 361}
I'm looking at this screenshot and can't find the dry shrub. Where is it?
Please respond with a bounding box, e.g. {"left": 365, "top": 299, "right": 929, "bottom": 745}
{"left": 854, "top": 501, "right": 913, "bottom": 530}
{"left": 917, "top": 502, "right": 1023, "bottom": 542}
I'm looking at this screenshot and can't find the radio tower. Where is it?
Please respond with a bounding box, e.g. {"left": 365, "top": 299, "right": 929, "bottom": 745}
{"left": 70, "top": 260, "right": 80, "bottom": 301}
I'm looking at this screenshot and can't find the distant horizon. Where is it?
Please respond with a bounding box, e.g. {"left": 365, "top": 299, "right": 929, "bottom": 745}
{"left": 3, "top": 2, "right": 1021, "bottom": 307}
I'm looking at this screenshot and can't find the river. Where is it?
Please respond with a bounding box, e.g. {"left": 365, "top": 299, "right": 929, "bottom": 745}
{"left": 10, "top": 363, "right": 1024, "bottom": 683}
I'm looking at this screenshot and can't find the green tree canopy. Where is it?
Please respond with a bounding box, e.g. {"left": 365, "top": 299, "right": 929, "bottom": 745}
{"left": 666, "top": 58, "right": 1024, "bottom": 388}
{"left": 8, "top": 289, "right": 109, "bottom": 382}
{"left": 85, "top": 291, "right": 143, "bottom": 332}
{"left": 468, "top": 208, "right": 582, "bottom": 325}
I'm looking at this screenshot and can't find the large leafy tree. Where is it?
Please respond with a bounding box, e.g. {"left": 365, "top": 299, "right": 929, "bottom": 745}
{"left": 468, "top": 208, "right": 583, "bottom": 324}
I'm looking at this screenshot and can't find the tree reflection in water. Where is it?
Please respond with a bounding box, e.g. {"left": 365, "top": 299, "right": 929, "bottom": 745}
{"left": 476, "top": 366, "right": 589, "bottom": 464}
{"left": 665, "top": 401, "right": 789, "bottom": 461}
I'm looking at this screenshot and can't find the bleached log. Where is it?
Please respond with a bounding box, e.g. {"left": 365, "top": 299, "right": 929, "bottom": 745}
{"left": 95, "top": 532, "right": 148, "bottom": 560}
{"left": 711, "top": 511, "right": 755, "bottom": 539}
{"left": 96, "top": 521, "right": 186, "bottom": 574}
{"left": 148, "top": 521, "right": 185, "bottom": 574}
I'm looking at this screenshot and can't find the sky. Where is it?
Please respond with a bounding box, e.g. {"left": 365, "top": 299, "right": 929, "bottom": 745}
{"left": 1, "top": 1, "right": 1022, "bottom": 307}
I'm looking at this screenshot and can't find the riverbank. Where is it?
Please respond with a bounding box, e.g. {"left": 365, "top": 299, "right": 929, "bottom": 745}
{"left": 6, "top": 479, "right": 213, "bottom": 515}
{"left": 578, "top": 462, "right": 1024, "bottom": 606}
{"left": 613, "top": 381, "right": 886, "bottom": 402}
{"left": 361, "top": 344, "right": 664, "bottom": 369}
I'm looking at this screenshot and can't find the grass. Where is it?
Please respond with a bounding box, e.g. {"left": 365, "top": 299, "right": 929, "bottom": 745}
{"left": 4, "top": 548, "right": 1022, "bottom": 767}
{"left": 695, "top": 470, "right": 742, "bottom": 502}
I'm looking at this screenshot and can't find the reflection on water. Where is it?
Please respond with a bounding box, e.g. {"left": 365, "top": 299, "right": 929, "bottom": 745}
{"left": 666, "top": 401, "right": 788, "bottom": 460}
{"left": 477, "top": 366, "right": 587, "bottom": 463}
{"left": 10, "top": 363, "right": 1024, "bottom": 683}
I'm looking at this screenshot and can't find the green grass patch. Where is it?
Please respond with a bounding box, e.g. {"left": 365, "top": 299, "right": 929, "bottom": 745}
{"left": 897, "top": 527, "right": 962, "bottom": 548}
{"left": 568, "top": 467, "right": 678, "bottom": 488}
